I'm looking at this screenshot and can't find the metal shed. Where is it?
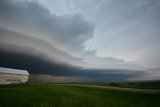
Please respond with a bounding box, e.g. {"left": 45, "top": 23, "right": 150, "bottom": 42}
{"left": 0, "top": 67, "right": 29, "bottom": 84}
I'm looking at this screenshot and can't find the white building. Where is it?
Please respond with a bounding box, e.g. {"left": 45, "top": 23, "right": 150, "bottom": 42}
{"left": 0, "top": 67, "right": 29, "bottom": 84}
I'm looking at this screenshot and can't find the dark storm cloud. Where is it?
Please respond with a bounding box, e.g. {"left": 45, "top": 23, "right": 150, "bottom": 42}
{"left": 0, "top": 0, "right": 149, "bottom": 82}
{"left": 0, "top": 0, "right": 145, "bottom": 70}
{"left": 0, "top": 48, "right": 143, "bottom": 82}
{"left": 0, "top": 28, "right": 144, "bottom": 82}
{"left": 0, "top": 27, "right": 144, "bottom": 82}
{"left": 28, "top": 72, "right": 142, "bottom": 83}
{"left": 0, "top": 27, "right": 84, "bottom": 66}
{"left": 0, "top": 47, "right": 78, "bottom": 76}
{"left": 0, "top": 0, "right": 95, "bottom": 56}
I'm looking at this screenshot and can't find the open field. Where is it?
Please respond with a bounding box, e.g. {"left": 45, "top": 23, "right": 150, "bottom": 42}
{"left": 0, "top": 84, "right": 160, "bottom": 107}
{"left": 62, "top": 84, "right": 160, "bottom": 94}
{"left": 82, "top": 81, "right": 160, "bottom": 90}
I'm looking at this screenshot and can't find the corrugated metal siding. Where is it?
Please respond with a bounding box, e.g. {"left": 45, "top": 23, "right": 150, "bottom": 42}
{"left": 0, "top": 73, "right": 29, "bottom": 84}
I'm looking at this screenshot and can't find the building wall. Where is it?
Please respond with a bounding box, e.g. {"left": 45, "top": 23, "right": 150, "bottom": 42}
{"left": 0, "top": 73, "right": 29, "bottom": 84}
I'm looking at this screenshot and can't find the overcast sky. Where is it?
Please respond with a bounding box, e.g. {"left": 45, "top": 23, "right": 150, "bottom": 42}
{"left": 0, "top": 0, "right": 160, "bottom": 82}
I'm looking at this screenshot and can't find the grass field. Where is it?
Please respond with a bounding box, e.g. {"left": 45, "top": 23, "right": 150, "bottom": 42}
{"left": 0, "top": 84, "right": 160, "bottom": 107}
{"left": 83, "top": 81, "right": 160, "bottom": 90}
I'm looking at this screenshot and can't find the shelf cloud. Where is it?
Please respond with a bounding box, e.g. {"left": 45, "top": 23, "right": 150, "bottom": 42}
{"left": 0, "top": 0, "right": 159, "bottom": 82}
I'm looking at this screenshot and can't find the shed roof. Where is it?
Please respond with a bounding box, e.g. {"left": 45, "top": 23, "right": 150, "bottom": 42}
{"left": 0, "top": 67, "right": 29, "bottom": 75}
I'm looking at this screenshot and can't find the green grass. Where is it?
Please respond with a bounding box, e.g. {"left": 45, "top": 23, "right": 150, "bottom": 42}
{"left": 0, "top": 84, "right": 160, "bottom": 107}
{"left": 83, "top": 81, "right": 160, "bottom": 90}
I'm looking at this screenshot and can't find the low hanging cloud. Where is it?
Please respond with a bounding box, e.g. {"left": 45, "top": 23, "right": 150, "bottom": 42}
{"left": 0, "top": 0, "right": 145, "bottom": 70}
{"left": 129, "top": 68, "right": 160, "bottom": 81}
{"left": 0, "top": 43, "right": 144, "bottom": 82}
{"left": 28, "top": 75, "right": 89, "bottom": 83}
{"left": 0, "top": 27, "right": 145, "bottom": 82}
{"left": 0, "top": 27, "right": 84, "bottom": 67}
{"left": 0, "top": 0, "right": 150, "bottom": 82}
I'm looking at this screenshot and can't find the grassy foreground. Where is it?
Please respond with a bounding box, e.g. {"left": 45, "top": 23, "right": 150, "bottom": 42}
{"left": 0, "top": 84, "right": 160, "bottom": 107}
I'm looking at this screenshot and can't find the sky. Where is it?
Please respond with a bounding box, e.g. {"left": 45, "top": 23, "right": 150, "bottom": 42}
{"left": 0, "top": 0, "right": 160, "bottom": 82}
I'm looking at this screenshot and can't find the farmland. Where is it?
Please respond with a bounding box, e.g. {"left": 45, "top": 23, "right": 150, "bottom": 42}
{"left": 0, "top": 84, "right": 160, "bottom": 107}
{"left": 83, "top": 81, "right": 160, "bottom": 90}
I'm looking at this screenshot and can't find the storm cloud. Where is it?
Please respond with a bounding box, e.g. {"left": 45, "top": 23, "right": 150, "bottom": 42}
{"left": 0, "top": 27, "right": 144, "bottom": 82}
{"left": 0, "top": 0, "right": 95, "bottom": 57}
{"left": 0, "top": 47, "right": 143, "bottom": 82}
{"left": 0, "top": 0, "right": 159, "bottom": 82}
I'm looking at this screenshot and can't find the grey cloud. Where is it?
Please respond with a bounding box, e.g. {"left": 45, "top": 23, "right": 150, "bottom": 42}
{"left": 28, "top": 0, "right": 160, "bottom": 69}
{"left": 0, "top": 0, "right": 95, "bottom": 56}
{"left": 0, "top": 0, "right": 154, "bottom": 82}
{"left": 0, "top": 27, "right": 144, "bottom": 70}
{"left": 0, "top": 44, "right": 144, "bottom": 82}
{"left": 83, "top": 56, "right": 144, "bottom": 70}
{"left": 0, "top": 28, "right": 145, "bottom": 82}
{"left": 75, "top": 0, "right": 160, "bottom": 69}
{"left": 86, "top": 57, "right": 125, "bottom": 64}
{"left": 69, "top": 0, "right": 159, "bottom": 22}
{"left": 0, "top": 27, "right": 84, "bottom": 67}
{"left": 129, "top": 69, "right": 160, "bottom": 81}
{"left": 29, "top": 75, "right": 89, "bottom": 83}
{"left": 0, "top": 0, "right": 147, "bottom": 70}
{"left": 28, "top": 69, "right": 145, "bottom": 83}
